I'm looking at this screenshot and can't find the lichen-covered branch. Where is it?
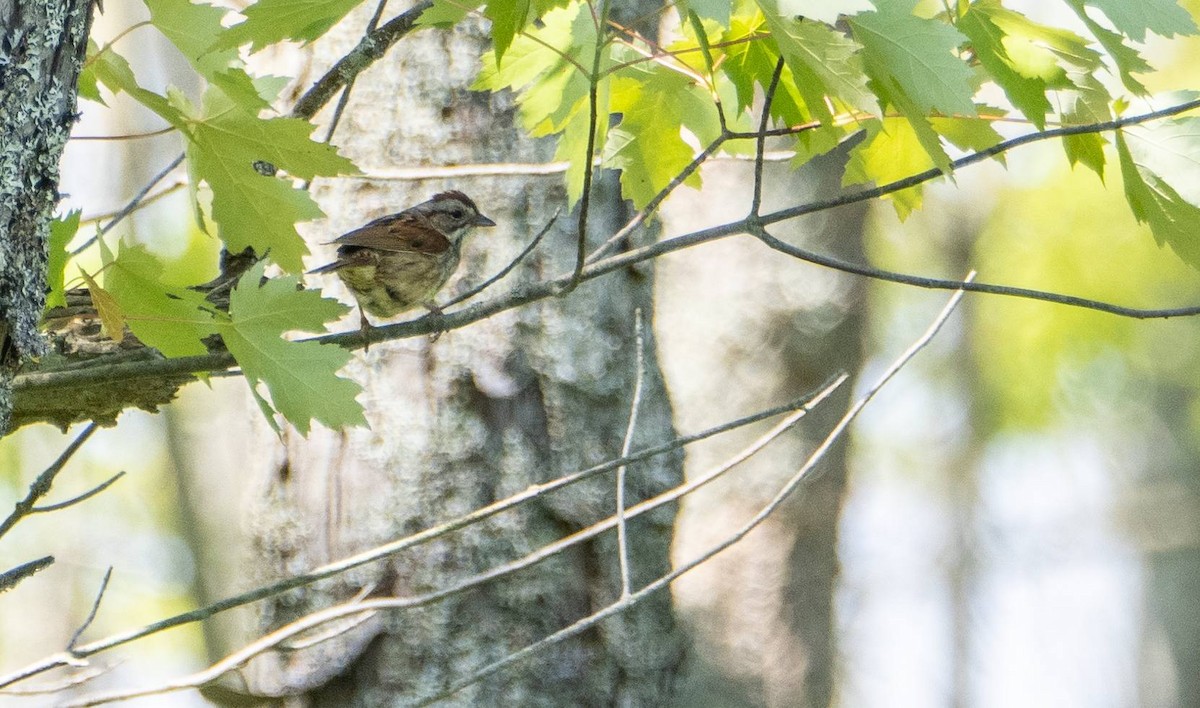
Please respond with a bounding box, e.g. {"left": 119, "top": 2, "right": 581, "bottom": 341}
{"left": 0, "top": 0, "right": 95, "bottom": 435}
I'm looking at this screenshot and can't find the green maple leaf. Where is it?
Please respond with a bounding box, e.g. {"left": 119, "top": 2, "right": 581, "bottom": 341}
{"left": 930, "top": 114, "right": 1003, "bottom": 155}
{"left": 1060, "top": 72, "right": 1112, "bottom": 179}
{"left": 418, "top": 0, "right": 476, "bottom": 27}
{"left": 605, "top": 67, "right": 719, "bottom": 207}
{"left": 758, "top": 6, "right": 874, "bottom": 123}
{"left": 1083, "top": 0, "right": 1197, "bottom": 42}
{"left": 101, "top": 242, "right": 217, "bottom": 357}
{"left": 844, "top": 117, "right": 933, "bottom": 219}
{"left": 77, "top": 37, "right": 187, "bottom": 125}
{"left": 474, "top": 1, "right": 610, "bottom": 204}
{"left": 79, "top": 40, "right": 137, "bottom": 106}
{"left": 1062, "top": 0, "right": 1153, "bottom": 95}
{"left": 219, "top": 261, "right": 365, "bottom": 434}
{"left": 959, "top": 3, "right": 1054, "bottom": 127}
{"left": 775, "top": 0, "right": 872, "bottom": 25}
{"left": 848, "top": 0, "right": 975, "bottom": 170}
{"left": 45, "top": 211, "right": 80, "bottom": 310}
{"left": 214, "top": 0, "right": 365, "bottom": 53}
{"left": 487, "top": 0, "right": 532, "bottom": 62}
{"left": 849, "top": 0, "right": 975, "bottom": 117}
{"left": 721, "top": 12, "right": 810, "bottom": 127}
{"left": 678, "top": 0, "right": 733, "bottom": 25}
{"left": 174, "top": 84, "right": 359, "bottom": 272}
{"left": 959, "top": 2, "right": 1102, "bottom": 130}
{"left": 144, "top": 0, "right": 238, "bottom": 78}
{"left": 1116, "top": 115, "right": 1200, "bottom": 268}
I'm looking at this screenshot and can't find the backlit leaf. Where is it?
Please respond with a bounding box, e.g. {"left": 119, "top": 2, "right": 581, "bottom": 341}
{"left": 1083, "top": 0, "right": 1196, "bottom": 42}
{"left": 101, "top": 242, "right": 217, "bottom": 357}
{"left": 1116, "top": 118, "right": 1200, "bottom": 268}
{"left": 45, "top": 211, "right": 80, "bottom": 310}
{"left": 214, "top": 0, "right": 364, "bottom": 52}
{"left": 79, "top": 269, "right": 126, "bottom": 342}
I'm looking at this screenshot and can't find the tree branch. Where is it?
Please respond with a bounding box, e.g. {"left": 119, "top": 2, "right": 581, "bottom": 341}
{"left": 417, "top": 274, "right": 972, "bottom": 704}
{"left": 57, "top": 374, "right": 845, "bottom": 706}
{"left": 0, "top": 423, "right": 99, "bottom": 540}
{"left": 290, "top": 1, "right": 435, "bottom": 121}
{"left": 16, "top": 100, "right": 1200, "bottom": 423}
{"left": 0, "top": 383, "right": 842, "bottom": 689}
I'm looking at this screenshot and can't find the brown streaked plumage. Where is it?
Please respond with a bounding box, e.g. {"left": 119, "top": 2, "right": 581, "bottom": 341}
{"left": 309, "top": 191, "right": 495, "bottom": 342}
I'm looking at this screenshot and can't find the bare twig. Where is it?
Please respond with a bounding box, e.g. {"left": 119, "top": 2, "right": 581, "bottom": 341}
{"left": 79, "top": 181, "right": 185, "bottom": 227}
{"left": 0, "top": 423, "right": 99, "bottom": 541}
{"left": 751, "top": 56, "right": 785, "bottom": 220}
{"left": 320, "top": 0, "right": 392, "bottom": 143}
{"left": 70, "top": 126, "right": 175, "bottom": 141}
{"left": 441, "top": 210, "right": 559, "bottom": 309}
{"left": 562, "top": 0, "right": 610, "bottom": 294}
{"left": 68, "top": 568, "right": 113, "bottom": 651}
{"left": 616, "top": 308, "right": 646, "bottom": 598}
{"left": 418, "top": 275, "right": 974, "bottom": 704}
{"left": 54, "top": 377, "right": 845, "bottom": 706}
{"left": 291, "top": 1, "right": 434, "bottom": 120}
{"left": 0, "top": 385, "right": 839, "bottom": 689}
{"left": 302, "top": 0, "right": 393, "bottom": 192}
{"left": 0, "top": 664, "right": 112, "bottom": 695}
{"left": 31, "top": 472, "right": 125, "bottom": 514}
{"left": 70, "top": 153, "right": 185, "bottom": 256}
{"left": 585, "top": 134, "right": 727, "bottom": 263}
{"left": 0, "top": 557, "right": 54, "bottom": 594}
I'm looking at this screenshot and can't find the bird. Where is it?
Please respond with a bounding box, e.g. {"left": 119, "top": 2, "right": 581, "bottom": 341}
{"left": 308, "top": 190, "right": 495, "bottom": 345}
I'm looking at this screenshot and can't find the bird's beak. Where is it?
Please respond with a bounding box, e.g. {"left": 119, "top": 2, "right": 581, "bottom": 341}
{"left": 474, "top": 214, "right": 497, "bottom": 227}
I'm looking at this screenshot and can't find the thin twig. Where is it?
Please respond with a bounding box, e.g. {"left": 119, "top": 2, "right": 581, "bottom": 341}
{"left": 751, "top": 56, "right": 785, "bottom": 220}
{"left": 322, "top": 0, "right": 390, "bottom": 144}
{"left": 18, "top": 99, "right": 1200, "bottom": 393}
{"left": 0, "top": 664, "right": 112, "bottom": 695}
{"left": 615, "top": 308, "right": 646, "bottom": 598}
{"left": 585, "top": 134, "right": 727, "bottom": 263}
{"left": 31, "top": 472, "right": 125, "bottom": 514}
{"left": 0, "top": 557, "right": 54, "bottom": 594}
{"left": 0, "top": 423, "right": 99, "bottom": 540}
{"left": 441, "top": 210, "right": 559, "bottom": 309}
{"left": 291, "top": 1, "right": 434, "bottom": 120}
{"left": 0, "top": 385, "right": 839, "bottom": 689}
{"left": 61, "top": 606, "right": 379, "bottom": 707}
{"left": 279, "top": 608, "right": 377, "bottom": 652}
{"left": 70, "top": 126, "right": 175, "bottom": 141}
{"left": 60, "top": 376, "right": 844, "bottom": 707}
{"left": 419, "top": 276, "right": 973, "bottom": 704}
{"left": 79, "top": 181, "right": 185, "bottom": 227}
{"left": 302, "top": 0, "right": 392, "bottom": 191}
{"left": 68, "top": 568, "right": 113, "bottom": 652}
{"left": 70, "top": 153, "right": 185, "bottom": 256}
{"left": 562, "top": 0, "right": 609, "bottom": 294}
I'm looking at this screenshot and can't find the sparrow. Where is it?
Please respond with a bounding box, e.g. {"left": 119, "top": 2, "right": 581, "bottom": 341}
{"left": 309, "top": 191, "right": 495, "bottom": 342}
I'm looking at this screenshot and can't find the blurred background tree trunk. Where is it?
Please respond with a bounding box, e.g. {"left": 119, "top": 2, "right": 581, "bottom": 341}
{"left": 226, "top": 4, "right": 685, "bottom": 704}
{"left": 659, "top": 146, "right": 867, "bottom": 707}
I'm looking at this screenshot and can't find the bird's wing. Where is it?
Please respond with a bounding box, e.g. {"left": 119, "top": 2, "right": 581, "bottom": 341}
{"left": 328, "top": 213, "right": 450, "bottom": 255}
{"left": 307, "top": 247, "right": 376, "bottom": 275}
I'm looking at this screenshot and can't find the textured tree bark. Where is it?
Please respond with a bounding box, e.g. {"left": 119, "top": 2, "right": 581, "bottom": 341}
{"left": 228, "top": 5, "right": 684, "bottom": 705}
{"left": 0, "top": 0, "right": 95, "bottom": 435}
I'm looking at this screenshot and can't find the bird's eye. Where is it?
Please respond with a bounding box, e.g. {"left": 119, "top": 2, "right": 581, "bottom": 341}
{"left": 450, "top": 209, "right": 465, "bottom": 219}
